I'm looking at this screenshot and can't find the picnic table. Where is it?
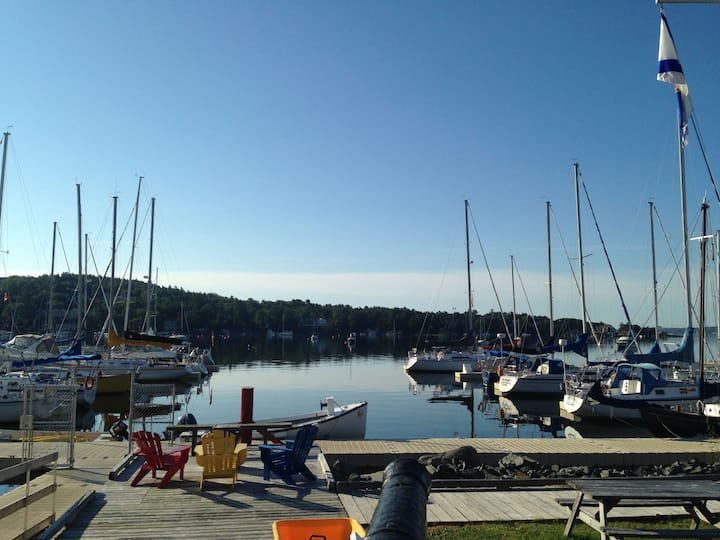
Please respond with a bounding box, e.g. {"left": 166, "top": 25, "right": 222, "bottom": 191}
{"left": 165, "top": 422, "right": 293, "bottom": 453}
{"left": 563, "top": 477, "right": 720, "bottom": 540}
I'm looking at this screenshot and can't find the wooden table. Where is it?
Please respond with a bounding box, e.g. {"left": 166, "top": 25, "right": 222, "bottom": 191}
{"left": 563, "top": 478, "right": 720, "bottom": 539}
{"left": 165, "top": 422, "right": 293, "bottom": 453}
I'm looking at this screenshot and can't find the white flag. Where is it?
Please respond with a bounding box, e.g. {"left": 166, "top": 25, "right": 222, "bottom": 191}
{"left": 658, "top": 13, "right": 693, "bottom": 138}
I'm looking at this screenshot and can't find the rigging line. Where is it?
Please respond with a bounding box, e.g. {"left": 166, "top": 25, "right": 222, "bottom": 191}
{"left": 85, "top": 197, "right": 115, "bottom": 268}
{"left": 511, "top": 257, "right": 544, "bottom": 346}
{"left": 8, "top": 140, "right": 46, "bottom": 271}
{"left": 467, "top": 204, "right": 513, "bottom": 342}
{"left": 631, "top": 204, "right": 682, "bottom": 335}
{"left": 548, "top": 206, "right": 603, "bottom": 349}
{"left": 55, "top": 287, "right": 76, "bottom": 338}
{"left": 84, "top": 237, "right": 113, "bottom": 317}
{"left": 55, "top": 227, "right": 72, "bottom": 273}
{"left": 654, "top": 204, "right": 686, "bottom": 302}
{"left": 414, "top": 216, "right": 468, "bottom": 349}
{"left": 691, "top": 115, "right": 720, "bottom": 205}
{"left": 646, "top": 407, "right": 686, "bottom": 439}
{"left": 580, "top": 178, "right": 635, "bottom": 336}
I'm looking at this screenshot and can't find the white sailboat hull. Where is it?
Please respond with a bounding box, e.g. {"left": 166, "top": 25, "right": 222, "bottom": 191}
{"left": 494, "top": 373, "right": 564, "bottom": 398}
{"left": 261, "top": 401, "right": 368, "bottom": 440}
{"left": 562, "top": 382, "right": 700, "bottom": 421}
{"left": 405, "top": 350, "right": 479, "bottom": 373}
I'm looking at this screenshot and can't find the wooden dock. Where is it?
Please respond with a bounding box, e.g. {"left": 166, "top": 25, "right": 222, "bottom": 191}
{"left": 0, "top": 436, "right": 720, "bottom": 538}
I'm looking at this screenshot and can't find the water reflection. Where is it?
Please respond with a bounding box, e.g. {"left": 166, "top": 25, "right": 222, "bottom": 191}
{"left": 77, "top": 379, "right": 209, "bottom": 434}
{"left": 62, "top": 335, "right": 694, "bottom": 439}
{"left": 403, "top": 363, "right": 658, "bottom": 439}
{"left": 213, "top": 334, "right": 412, "bottom": 364}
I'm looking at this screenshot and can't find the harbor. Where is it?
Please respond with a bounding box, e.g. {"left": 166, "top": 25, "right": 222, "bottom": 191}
{"left": 2, "top": 435, "right": 720, "bottom": 539}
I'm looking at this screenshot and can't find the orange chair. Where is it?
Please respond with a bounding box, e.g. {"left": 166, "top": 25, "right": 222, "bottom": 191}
{"left": 195, "top": 429, "right": 248, "bottom": 489}
{"left": 130, "top": 431, "right": 191, "bottom": 488}
{"left": 272, "top": 518, "right": 366, "bottom": 540}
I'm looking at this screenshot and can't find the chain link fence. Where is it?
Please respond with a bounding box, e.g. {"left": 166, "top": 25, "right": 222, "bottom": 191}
{"left": 21, "top": 383, "right": 79, "bottom": 468}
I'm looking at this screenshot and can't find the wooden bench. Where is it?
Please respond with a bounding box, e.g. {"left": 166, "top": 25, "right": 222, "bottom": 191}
{"left": 601, "top": 525, "right": 720, "bottom": 539}
{"left": 563, "top": 478, "right": 720, "bottom": 540}
{"left": 557, "top": 498, "right": 698, "bottom": 509}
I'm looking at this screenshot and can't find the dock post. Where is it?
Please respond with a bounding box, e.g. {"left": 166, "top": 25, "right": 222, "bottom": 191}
{"left": 365, "top": 458, "right": 432, "bottom": 540}
{"left": 239, "top": 387, "right": 254, "bottom": 443}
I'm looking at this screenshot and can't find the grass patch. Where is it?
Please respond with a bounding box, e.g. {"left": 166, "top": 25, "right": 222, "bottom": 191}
{"left": 427, "top": 517, "right": 716, "bottom": 539}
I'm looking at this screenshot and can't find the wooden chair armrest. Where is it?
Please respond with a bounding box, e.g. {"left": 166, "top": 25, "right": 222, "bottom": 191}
{"left": 258, "top": 444, "right": 282, "bottom": 450}
{"left": 233, "top": 443, "right": 248, "bottom": 454}
{"left": 234, "top": 443, "right": 248, "bottom": 465}
{"left": 167, "top": 445, "right": 192, "bottom": 457}
{"left": 260, "top": 445, "right": 291, "bottom": 455}
{"left": 194, "top": 445, "right": 205, "bottom": 457}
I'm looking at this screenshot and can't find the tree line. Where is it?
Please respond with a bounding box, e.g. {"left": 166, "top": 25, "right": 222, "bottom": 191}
{"left": 0, "top": 273, "right": 626, "bottom": 346}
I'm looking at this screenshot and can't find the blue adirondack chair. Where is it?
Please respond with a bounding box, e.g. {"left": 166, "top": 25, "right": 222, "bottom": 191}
{"left": 259, "top": 424, "right": 318, "bottom": 485}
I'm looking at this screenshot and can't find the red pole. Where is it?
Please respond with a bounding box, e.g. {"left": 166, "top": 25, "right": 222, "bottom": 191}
{"left": 239, "top": 387, "right": 254, "bottom": 443}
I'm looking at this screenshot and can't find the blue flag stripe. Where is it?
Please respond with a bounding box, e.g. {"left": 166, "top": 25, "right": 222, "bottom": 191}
{"left": 659, "top": 58, "right": 683, "bottom": 75}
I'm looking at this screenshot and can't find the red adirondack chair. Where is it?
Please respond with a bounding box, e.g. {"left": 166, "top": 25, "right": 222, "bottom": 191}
{"left": 130, "top": 431, "right": 191, "bottom": 488}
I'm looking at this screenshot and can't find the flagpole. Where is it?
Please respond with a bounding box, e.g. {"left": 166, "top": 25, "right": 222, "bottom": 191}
{"left": 676, "top": 87, "right": 692, "bottom": 329}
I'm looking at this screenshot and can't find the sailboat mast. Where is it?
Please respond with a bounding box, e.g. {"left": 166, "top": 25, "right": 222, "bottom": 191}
{"left": 108, "top": 195, "right": 117, "bottom": 326}
{"left": 464, "top": 199, "right": 473, "bottom": 336}
{"left": 124, "top": 176, "right": 142, "bottom": 332}
{"left": 47, "top": 221, "right": 57, "bottom": 334}
{"left": 574, "top": 162, "right": 587, "bottom": 334}
{"left": 699, "top": 199, "right": 708, "bottom": 386}
{"left": 0, "top": 133, "right": 9, "bottom": 232}
{"left": 649, "top": 202, "right": 660, "bottom": 342}
{"left": 676, "top": 89, "right": 693, "bottom": 329}
{"left": 76, "top": 184, "right": 83, "bottom": 341}
{"left": 144, "top": 197, "right": 155, "bottom": 333}
{"left": 511, "top": 255, "right": 517, "bottom": 340}
{"left": 546, "top": 201, "right": 554, "bottom": 340}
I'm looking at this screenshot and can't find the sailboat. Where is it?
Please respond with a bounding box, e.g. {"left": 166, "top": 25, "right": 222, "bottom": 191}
{"left": 565, "top": 11, "right": 718, "bottom": 424}
{"left": 493, "top": 201, "right": 590, "bottom": 399}
{"left": 640, "top": 200, "right": 720, "bottom": 435}
{"left": 625, "top": 200, "right": 694, "bottom": 366}
{"left": 405, "top": 200, "right": 482, "bottom": 373}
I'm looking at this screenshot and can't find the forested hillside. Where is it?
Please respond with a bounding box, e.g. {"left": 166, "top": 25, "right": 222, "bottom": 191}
{"left": 0, "top": 273, "right": 610, "bottom": 346}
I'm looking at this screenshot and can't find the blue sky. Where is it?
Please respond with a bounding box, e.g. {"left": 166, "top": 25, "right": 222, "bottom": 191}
{"left": 1, "top": 1, "right": 720, "bottom": 330}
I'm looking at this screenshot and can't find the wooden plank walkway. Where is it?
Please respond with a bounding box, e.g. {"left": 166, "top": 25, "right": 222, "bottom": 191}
{"left": 317, "top": 438, "right": 720, "bottom": 468}
{"left": 1, "top": 436, "right": 720, "bottom": 538}
{"left": 56, "top": 446, "right": 347, "bottom": 539}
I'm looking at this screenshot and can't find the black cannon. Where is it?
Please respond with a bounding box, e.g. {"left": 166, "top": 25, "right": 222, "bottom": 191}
{"left": 365, "top": 458, "right": 432, "bottom": 540}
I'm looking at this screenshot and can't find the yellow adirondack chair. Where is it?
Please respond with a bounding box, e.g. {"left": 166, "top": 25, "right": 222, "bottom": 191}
{"left": 195, "top": 430, "right": 248, "bottom": 489}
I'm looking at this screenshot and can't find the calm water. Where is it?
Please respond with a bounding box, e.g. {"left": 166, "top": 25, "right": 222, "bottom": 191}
{"left": 81, "top": 334, "right": 713, "bottom": 440}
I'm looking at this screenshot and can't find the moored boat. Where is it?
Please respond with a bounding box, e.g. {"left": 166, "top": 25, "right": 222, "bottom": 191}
{"left": 493, "top": 356, "right": 566, "bottom": 398}
{"left": 405, "top": 347, "right": 481, "bottom": 374}
{"left": 260, "top": 397, "right": 368, "bottom": 440}
{"left": 561, "top": 362, "right": 702, "bottom": 422}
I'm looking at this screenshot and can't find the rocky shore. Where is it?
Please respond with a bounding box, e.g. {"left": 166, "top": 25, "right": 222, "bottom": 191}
{"left": 418, "top": 446, "right": 720, "bottom": 481}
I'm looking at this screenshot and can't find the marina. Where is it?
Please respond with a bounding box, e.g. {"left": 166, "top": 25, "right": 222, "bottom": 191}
{"left": 79, "top": 335, "right": 718, "bottom": 442}
{"left": 2, "top": 3, "right": 720, "bottom": 537}
{"left": 0, "top": 338, "right": 719, "bottom": 538}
